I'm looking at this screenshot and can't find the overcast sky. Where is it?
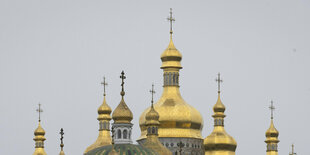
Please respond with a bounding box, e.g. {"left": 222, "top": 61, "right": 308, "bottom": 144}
{"left": 1, "top": 0, "right": 309, "bottom": 155}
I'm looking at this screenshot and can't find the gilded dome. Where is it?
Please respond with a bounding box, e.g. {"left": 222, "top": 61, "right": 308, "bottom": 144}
{"left": 160, "top": 38, "right": 182, "bottom": 69}
{"left": 98, "top": 96, "right": 112, "bottom": 115}
{"left": 34, "top": 122, "right": 45, "bottom": 136}
{"left": 145, "top": 105, "right": 160, "bottom": 125}
{"left": 112, "top": 98, "right": 133, "bottom": 124}
{"left": 265, "top": 119, "right": 279, "bottom": 138}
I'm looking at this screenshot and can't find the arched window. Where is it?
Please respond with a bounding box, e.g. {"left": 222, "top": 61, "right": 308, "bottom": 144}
{"left": 129, "top": 130, "right": 131, "bottom": 139}
{"left": 169, "top": 73, "right": 172, "bottom": 85}
{"left": 103, "top": 122, "right": 106, "bottom": 129}
{"left": 117, "top": 129, "right": 121, "bottom": 139}
{"left": 172, "top": 73, "right": 175, "bottom": 85}
{"left": 123, "top": 130, "right": 128, "bottom": 139}
{"left": 152, "top": 127, "right": 155, "bottom": 134}
{"left": 147, "top": 127, "right": 151, "bottom": 134}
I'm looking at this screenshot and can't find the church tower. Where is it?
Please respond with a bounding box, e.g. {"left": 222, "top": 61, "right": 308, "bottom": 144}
{"left": 265, "top": 101, "right": 280, "bottom": 155}
{"left": 138, "top": 9, "right": 204, "bottom": 154}
{"left": 84, "top": 77, "right": 112, "bottom": 154}
{"left": 204, "top": 73, "right": 237, "bottom": 155}
{"left": 112, "top": 71, "right": 133, "bottom": 144}
{"left": 33, "top": 104, "right": 47, "bottom": 155}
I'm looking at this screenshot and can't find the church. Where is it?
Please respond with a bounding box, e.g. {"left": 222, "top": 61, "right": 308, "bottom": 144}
{"left": 32, "top": 9, "right": 288, "bottom": 155}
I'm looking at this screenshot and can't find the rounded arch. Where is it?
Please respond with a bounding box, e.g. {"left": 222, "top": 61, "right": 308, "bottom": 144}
{"left": 123, "top": 129, "right": 128, "bottom": 139}
{"left": 117, "top": 129, "right": 121, "bottom": 139}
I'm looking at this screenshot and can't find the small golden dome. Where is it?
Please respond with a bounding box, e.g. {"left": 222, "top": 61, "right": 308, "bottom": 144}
{"left": 160, "top": 37, "right": 182, "bottom": 69}
{"left": 213, "top": 92, "right": 226, "bottom": 113}
{"left": 112, "top": 98, "right": 133, "bottom": 124}
{"left": 145, "top": 105, "right": 160, "bottom": 125}
{"left": 34, "top": 122, "right": 45, "bottom": 136}
{"left": 266, "top": 119, "right": 279, "bottom": 138}
{"left": 98, "top": 96, "right": 112, "bottom": 118}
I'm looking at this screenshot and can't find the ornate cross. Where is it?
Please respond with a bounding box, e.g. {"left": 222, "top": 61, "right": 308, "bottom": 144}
{"left": 120, "top": 71, "right": 126, "bottom": 96}
{"left": 150, "top": 84, "right": 156, "bottom": 105}
{"left": 215, "top": 73, "right": 223, "bottom": 93}
{"left": 101, "top": 76, "right": 108, "bottom": 96}
{"left": 167, "top": 8, "right": 175, "bottom": 34}
{"left": 36, "top": 103, "right": 43, "bottom": 122}
{"left": 60, "top": 128, "right": 64, "bottom": 151}
{"left": 269, "top": 100, "right": 275, "bottom": 119}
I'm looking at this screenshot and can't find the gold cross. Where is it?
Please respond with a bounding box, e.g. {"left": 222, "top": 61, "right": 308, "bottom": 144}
{"left": 120, "top": 71, "right": 126, "bottom": 96}
{"left": 269, "top": 100, "right": 275, "bottom": 119}
{"left": 101, "top": 76, "right": 108, "bottom": 96}
{"left": 150, "top": 84, "right": 156, "bottom": 105}
{"left": 36, "top": 103, "right": 43, "bottom": 122}
{"left": 215, "top": 73, "right": 223, "bottom": 93}
{"left": 59, "top": 128, "right": 64, "bottom": 151}
{"left": 167, "top": 8, "right": 175, "bottom": 34}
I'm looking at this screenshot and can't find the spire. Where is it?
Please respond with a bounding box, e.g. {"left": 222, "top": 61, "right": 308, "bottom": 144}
{"left": 59, "top": 128, "right": 65, "bottom": 155}
{"left": 204, "top": 74, "right": 237, "bottom": 154}
{"left": 289, "top": 144, "right": 297, "bottom": 155}
{"left": 265, "top": 100, "right": 279, "bottom": 154}
{"left": 33, "top": 104, "right": 47, "bottom": 155}
{"left": 84, "top": 77, "right": 112, "bottom": 154}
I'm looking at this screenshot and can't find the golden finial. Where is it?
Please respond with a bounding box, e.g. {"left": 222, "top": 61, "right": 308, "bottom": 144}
{"left": 60, "top": 128, "right": 64, "bottom": 151}
{"left": 101, "top": 76, "right": 108, "bottom": 96}
{"left": 215, "top": 73, "right": 223, "bottom": 93}
{"left": 36, "top": 103, "right": 43, "bottom": 122}
{"left": 269, "top": 100, "right": 275, "bottom": 119}
{"left": 290, "top": 144, "right": 297, "bottom": 155}
{"left": 150, "top": 83, "right": 156, "bottom": 106}
{"left": 120, "top": 71, "right": 126, "bottom": 97}
{"left": 167, "top": 8, "right": 175, "bottom": 35}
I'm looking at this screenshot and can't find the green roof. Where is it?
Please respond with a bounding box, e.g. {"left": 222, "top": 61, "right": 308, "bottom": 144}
{"left": 85, "top": 144, "right": 158, "bottom": 155}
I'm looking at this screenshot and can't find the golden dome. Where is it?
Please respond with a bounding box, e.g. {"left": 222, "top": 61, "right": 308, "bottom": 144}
{"left": 160, "top": 37, "right": 182, "bottom": 69}
{"left": 34, "top": 122, "right": 46, "bottom": 136}
{"left": 97, "top": 96, "right": 112, "bottom": 120}
{"left": 112, "top": 98, "right": 133, "bottom": 123}
{"left": 213, "top": 92, "right": 226, "bottom": 113}
{"left": 265, "top": 119, "right": 279, "bottom": 138}
{"left": 145, "top": 104, "right": 160, "bottom": 126}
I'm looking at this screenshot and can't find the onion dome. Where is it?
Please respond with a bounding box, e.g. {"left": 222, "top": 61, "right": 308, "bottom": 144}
{"left": 112, "top": 98, "right": 133, "bottom": 123}
{"left": 84, "top": 78, "right": 112, "bottom": 154}
{"left": 204, "top": 74, "right": 237, "bottom": 154}
{"left": 112, "top": 71, "right": 133, "bottom": 124}
{"left": 160, "top": 36, "right": 182, "bottom": 69}
{"left": 145, "top": 105, "right": 160, "bottom": 126}
{"left": 84, "top": 144, "right": 157, "bottom": 155}
{"left": 265, "top": 101, "right": 279, "bottom": 154}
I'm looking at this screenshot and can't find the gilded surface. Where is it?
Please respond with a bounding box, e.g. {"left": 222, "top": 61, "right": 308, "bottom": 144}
{"left": 112, "top": 98, "right": 133, "bottom": 124}
{"left": 33, "top": 122, "right": 47, "bottom": 155}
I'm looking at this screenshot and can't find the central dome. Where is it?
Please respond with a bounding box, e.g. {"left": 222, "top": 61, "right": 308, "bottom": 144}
{"left": 138, "top": 36, "right": 203, "bottom": 140}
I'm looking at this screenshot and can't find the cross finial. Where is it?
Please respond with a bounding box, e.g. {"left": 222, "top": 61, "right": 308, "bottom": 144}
{"left": 150, "top": 84, "right": 156, "bottom": 106}
{"left": 167, "top": 8, "right": 175, "bottom": 35}
{"left": 59, "top": 128, "right": 64, "bottom": 151}
{"left": 269, "top": 100, "right": 275, "bottom": 119}
{"left": 120, "top": 71, "right": 126, "bottom": 97}
{"left": 101, "top": 76, "right": 108, "bottom": 96}
{"left": 215, "top": 73, "right": 223, "bottom": 93}
{"left": 36, "top": 103, "right": 43, "bottom": 122}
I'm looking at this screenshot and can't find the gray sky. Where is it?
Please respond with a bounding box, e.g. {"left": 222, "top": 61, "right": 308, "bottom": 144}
{"left": 1, "top": 0, "right": 309, "bottom": 155}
